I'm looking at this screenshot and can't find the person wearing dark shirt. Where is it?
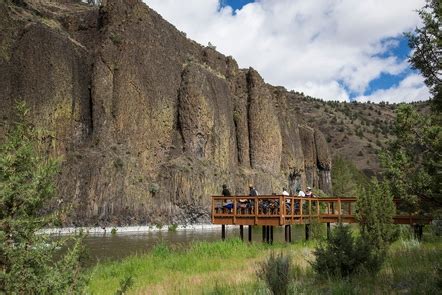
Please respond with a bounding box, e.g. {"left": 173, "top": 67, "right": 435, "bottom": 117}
{"left": 249, "top": 185, "right": 258, "bottom": 196}
{"left": 222, "top": 184, "right": 231, "bottom": 196}
{"left": 221, "top": 184, "right": 233, "bottom": 212}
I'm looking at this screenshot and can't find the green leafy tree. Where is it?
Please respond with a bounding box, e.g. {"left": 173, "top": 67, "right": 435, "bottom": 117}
{"left": 356, "top": 179, "right": 397, "bottom": 251}
{"left": 0, "top": 102, "right": 88, "bottom": 294}
{"left": 405, "top": 0, "right": 441, "bottom": 112}
{"left": 379, "top": 104, "right": 441, "bottom": 215}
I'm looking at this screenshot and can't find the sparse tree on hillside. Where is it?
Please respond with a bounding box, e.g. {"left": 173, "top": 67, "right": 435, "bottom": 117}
{"left": 0, "top": 102, "right": 88, "bottom": 293}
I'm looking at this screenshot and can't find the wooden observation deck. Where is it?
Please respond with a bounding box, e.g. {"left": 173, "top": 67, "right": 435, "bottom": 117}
{"left": 211, "top": 195, "right": 432, "bottom": 242}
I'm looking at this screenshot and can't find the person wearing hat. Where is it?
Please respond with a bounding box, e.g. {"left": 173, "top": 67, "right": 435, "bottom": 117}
{"left": 305, "top": 187, "right": 313, "bottom": 197}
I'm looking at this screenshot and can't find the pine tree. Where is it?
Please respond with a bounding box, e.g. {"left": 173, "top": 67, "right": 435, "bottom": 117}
{"left": 356, "top": 178, "right": 397, "bottom": 251}
{"left": 332, "top": 156, "right": 368, "bottom": 197}
{"left": 0, "top": 102, "right": 88, "bottom": 294}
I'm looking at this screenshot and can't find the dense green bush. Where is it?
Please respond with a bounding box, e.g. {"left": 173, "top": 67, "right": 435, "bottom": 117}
{"left": 312, "top": 224, "right": 383, "bottom": 278}
{"left": 257, "top": 252, "right": 292, "bottom": 295}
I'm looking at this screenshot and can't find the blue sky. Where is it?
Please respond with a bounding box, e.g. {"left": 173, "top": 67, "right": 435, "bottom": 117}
{"left": 222, "top": 0, "right": 253, "bottom": 11}
{"left": 145, "top": 0, "right": 429, "bottom": 103}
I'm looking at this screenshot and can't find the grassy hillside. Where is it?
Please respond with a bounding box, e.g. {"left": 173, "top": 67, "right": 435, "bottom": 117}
{"left": 291, "top": 93, "right": 429, "bottom": 176}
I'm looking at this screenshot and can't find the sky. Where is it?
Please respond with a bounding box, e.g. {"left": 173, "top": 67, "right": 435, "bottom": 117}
{"left": 144, "top": 0, "right": 430, "bottom": 103}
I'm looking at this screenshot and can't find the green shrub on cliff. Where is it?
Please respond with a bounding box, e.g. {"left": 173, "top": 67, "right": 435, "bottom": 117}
{"left": 0, "top": 102, "right": 88, "bottom": 294}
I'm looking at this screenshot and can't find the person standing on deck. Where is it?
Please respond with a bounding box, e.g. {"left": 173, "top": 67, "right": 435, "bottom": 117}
{"left": 222, "top": 184, "right": 233, "bottom": 211}
{"left": 297, "top": 189, "right": 306, "bottom": 197}
{"left": 249, "top": 185, "right": 258, "bottom": 196}
{"left": 305, "top": 187, "right": 314, "bottom": 197}
{"left": 222, "top": 184, "right": 231, "bottom": 197}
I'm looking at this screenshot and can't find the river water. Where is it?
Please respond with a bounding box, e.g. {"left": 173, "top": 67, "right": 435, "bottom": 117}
{"left": 78, "top": 225, "right": 306, "bottom": 266}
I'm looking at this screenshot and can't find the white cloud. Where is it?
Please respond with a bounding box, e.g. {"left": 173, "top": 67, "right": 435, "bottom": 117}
{"left": 354, "top": 74, "right": 430, "bottom": 103}
{"left": 144, "top": 0, "right": 430, "bottom": 102}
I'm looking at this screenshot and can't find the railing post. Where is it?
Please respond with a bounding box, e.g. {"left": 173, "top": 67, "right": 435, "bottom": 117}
{"left": 280, "top": 195, "right": 284, "bottom": 225}
{"left": 316, "top": 199, "right": 320, "bottom": 221}
{"left": 211, "top": 197, "right": 214, "bottom": 224}
{"left": 308, "top": 198, "right": 312, "bottom": 222}
{"left": 300, "top": 198, "right": 303, "bottom": 224}
{"left": 254, "top": 196, "right": 258, "bottom": 225}
{"left": 338, "top": 198, "right": 342, "bottom": 223}
{"left": 233, "top": 197, "right": 237, "bottom": 224}
{"left": 291, "top": 197, "right": 294, "bottom": 223}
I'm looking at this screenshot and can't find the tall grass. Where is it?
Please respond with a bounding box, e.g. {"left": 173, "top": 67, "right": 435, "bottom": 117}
{"left": 88, "top": 231, "right": 441, "bottom": 294}
{"left": 88, "top": 239, "right": 293, "bottom": 294}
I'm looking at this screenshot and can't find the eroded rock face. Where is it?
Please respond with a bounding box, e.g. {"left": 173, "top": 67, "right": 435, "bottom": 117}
{"left": 0, "top": 0, "right": 333, "bottom": 225}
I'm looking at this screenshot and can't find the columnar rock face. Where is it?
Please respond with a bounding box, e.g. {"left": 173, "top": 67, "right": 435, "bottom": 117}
{"left": 315, "top": 130, "right": 332, "bottom": 194}
{"left": 0, "top": 0, "right": 332, "bottom": 225}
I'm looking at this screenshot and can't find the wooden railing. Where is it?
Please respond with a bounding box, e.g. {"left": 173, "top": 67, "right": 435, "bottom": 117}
{"left": 211, "top": 195, "right": 432, "bottom": 226}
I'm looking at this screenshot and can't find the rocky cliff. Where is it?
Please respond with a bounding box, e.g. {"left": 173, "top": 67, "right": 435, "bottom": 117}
{"left": 0, "top": 0, "right": 333, "bottom": 225}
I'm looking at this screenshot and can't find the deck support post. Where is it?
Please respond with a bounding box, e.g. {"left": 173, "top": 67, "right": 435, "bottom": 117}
{"left": 266, "top": 226, "right": 270, "bottom": 243}
{"left": 284, "top": 225, "right": 292, "bottom": 243}
{"left": 327, "top": 222, "right": 331, "bottom": 239}
{"left": 305, "top": 224, "right": 310, "bottom": 241}
{"left": 221, "top": 225, "right": 226, "bottom": 241}
{"left": 270, "top": 226, "right": 274, "bottom": 244}
{"left": 248, "top": 225, "right": 252, "bottom": 242}
{"left": 413, "top": 224, "right": 423, "bottom": 241}
{"left": 262, "top": 226, "right": 266, "bottom": 242}
{"left": 239, "top": 225, "right": 244, "bottom": 241}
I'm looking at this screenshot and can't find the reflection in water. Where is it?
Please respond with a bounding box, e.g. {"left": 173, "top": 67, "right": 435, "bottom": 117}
{"left": 79, "top": 225, "right": 306, "bottom": 266}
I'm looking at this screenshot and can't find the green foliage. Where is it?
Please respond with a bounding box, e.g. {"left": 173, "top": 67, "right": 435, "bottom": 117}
{"left": 379, "top": 104, "right": 441, "bottom": 214}
{"left": 148, "top": 183, "right": 160, "bottom": 194}
{"left": 0, "top": 102, "right": 88, "bottom": 294}
{"left": 109, "top": 33, "right": 123, "bottom": 45}
{"left": 168, "top": 224, "right": 178, "bottom": 232}
{"left": 257, "top": 252, "right": 292, "bottom": 295}
{"left": 332, "top": 156, "right": 368, "bottom": 197}
{"left": 405, "top": 0, "right": 441, "bottom": 111}
{"left": 356, "top": 178, "right": 397, "bottom": 251}
{"left": 111, "top": 228, "right": 117, "bottom": 235}
{"left": 312, "top": 224, "right": 382, "bottom": 278}
{"left": 113, "top": 158, "right": 124, "bottom": 170}
{"left": 114, "top": 275, "right": 133, "bottom": 295}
